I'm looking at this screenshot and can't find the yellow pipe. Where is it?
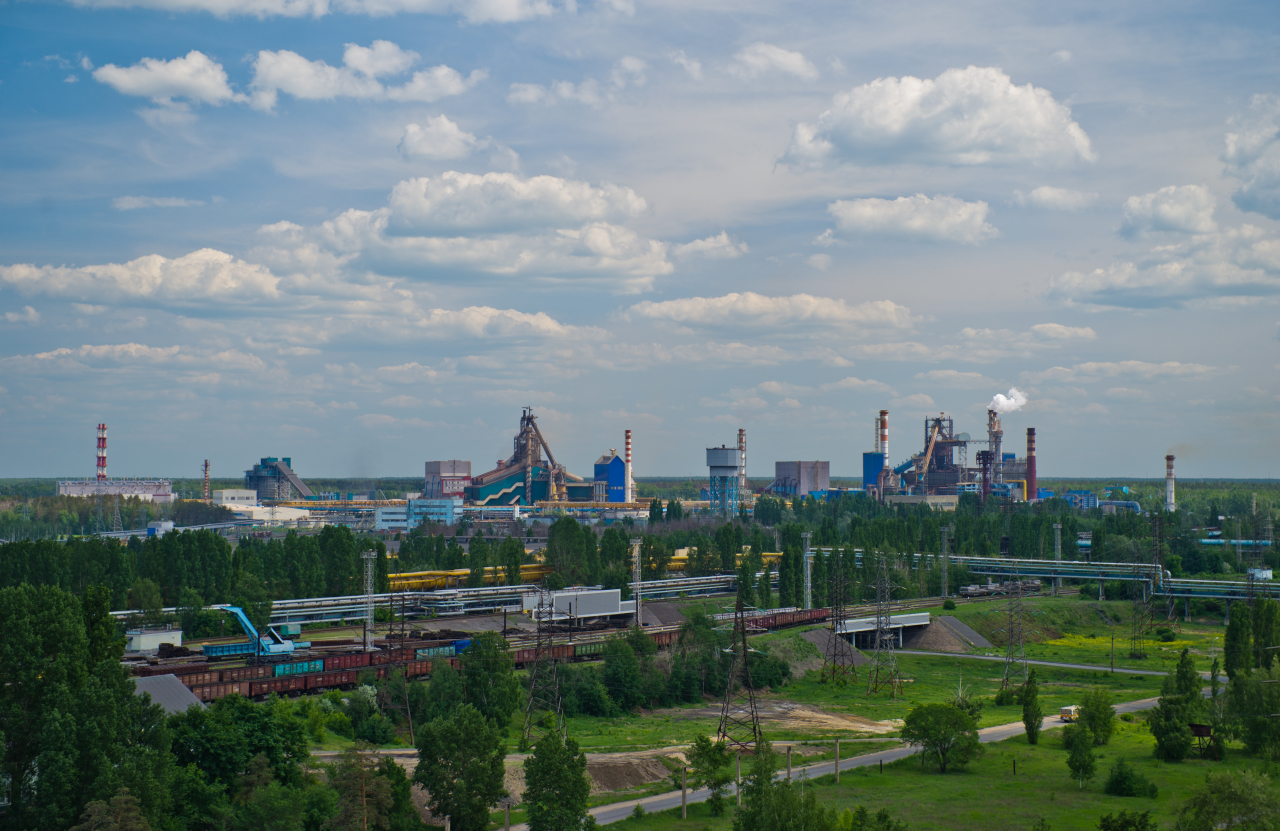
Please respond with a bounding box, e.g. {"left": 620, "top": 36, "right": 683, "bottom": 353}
{"left": 388, "top": 563, "right": 554, "bottom": 591}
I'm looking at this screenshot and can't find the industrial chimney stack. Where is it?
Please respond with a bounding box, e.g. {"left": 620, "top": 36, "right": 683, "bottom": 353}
{"left": 1165, "top": 455, "right": 1176, "bottom": 512}
{"left": 624, "top": 429, "right": 634, "bottom": 503}
{"left": 1026, "top": 428, "right": 1037, "bottom": 501}
{"left": 96, "top": 423, "right": 108, "bottom": 481}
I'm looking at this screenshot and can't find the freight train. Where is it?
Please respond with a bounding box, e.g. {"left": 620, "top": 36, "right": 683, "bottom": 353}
{"left": 131, "top": 607, "right": 831, "bottom": 703}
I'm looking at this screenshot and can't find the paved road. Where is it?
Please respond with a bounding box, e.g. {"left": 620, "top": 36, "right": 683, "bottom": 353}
{"left": 501, "top": 694, "right": 1163, "bottom": 830}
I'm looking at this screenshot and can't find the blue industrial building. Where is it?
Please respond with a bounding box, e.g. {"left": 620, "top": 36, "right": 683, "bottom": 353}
{"left": 1066, "top": 490, "right": 1099, "bottom": 510}
{"left": 593, "top": 452, "right": 626, "bottom": 502}
{"left": 862, "top": 452, "right": 886, "bottom": 491}
{"left": 407, "top": 497, "right": 463, "bottom": 527}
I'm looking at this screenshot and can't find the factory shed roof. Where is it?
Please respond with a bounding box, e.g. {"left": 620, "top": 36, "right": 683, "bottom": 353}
{"left": 133, "top": 674, "right": 204, "bottom": 714}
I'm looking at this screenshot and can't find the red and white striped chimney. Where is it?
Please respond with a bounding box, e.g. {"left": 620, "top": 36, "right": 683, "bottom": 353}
{"left": 1165, "top": 455, "right": 1176, "bottom": 512}
{"left": 624, "top": 429, "right": 633, "bottom": 503}
{"left": 879, "top": 410, "right": 889, "bottom": 461}
{"left": 96, "top": 423, "right": 107, "bottom": 481}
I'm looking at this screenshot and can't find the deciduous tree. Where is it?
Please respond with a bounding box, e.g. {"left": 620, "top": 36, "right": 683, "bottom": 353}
{"left": 899, "top": 704, "right": 983, "bottom": 773}
{"left": 523, "top": 732, "right": 590, "bottom": 831}
{"left": 413, "top": 704, "right": 506, "bottom": 831}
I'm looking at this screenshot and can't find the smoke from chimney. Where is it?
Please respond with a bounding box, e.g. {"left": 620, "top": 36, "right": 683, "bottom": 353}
{"left": 987, "top": 387, "right": 1028, "bottom": 414}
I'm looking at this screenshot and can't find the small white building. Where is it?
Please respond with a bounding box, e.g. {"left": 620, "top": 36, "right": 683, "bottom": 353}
{"left": 126, "top": 626, "right": 183, "bottom": 653}
{"left": 213, "top": 489, "right": 258, "bottom": 505}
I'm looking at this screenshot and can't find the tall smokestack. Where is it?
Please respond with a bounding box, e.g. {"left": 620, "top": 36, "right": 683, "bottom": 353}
{"left": 96, "top": 423, "right": 107, "bottom": 481}
{"left": 624, "top": 429, "right": 634, "bottom": 503}
{"left": 1165, "top": 455, "right": 1176, "bottom": 512}
{"left": 987, "top": 410, "right": 1002, "bottom": 485}
{"left": 879, "top": 410, "right": 889, "bottom": 460}
{"left": 1026, "top": 428, "right": 1037, "bottom": 501}
{"left": 737, "top": 428, "right": 746, "bottom": 500}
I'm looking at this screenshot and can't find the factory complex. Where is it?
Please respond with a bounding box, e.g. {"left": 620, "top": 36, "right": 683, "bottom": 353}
{"left": 56, "top": 395, "right": 1183, "bottom": 533}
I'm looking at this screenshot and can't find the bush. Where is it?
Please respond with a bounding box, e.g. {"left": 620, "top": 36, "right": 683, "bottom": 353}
{"left": 747, "top": 652, "right": 791, "bottom": 690}
{"left": 994, "top": 687, "right": 1021, "bottom": 707}
{"left": 1104, "top": 759, "right": 1158, "bottom": 799}
{"left": 355, "top": 713, "right": 397, "bottom": 744}
{"left": 942, "top": 599, "right": 957, "bottom": 611}
{"left": 1098, "top": 810, "right": 1157, "bottom": 831}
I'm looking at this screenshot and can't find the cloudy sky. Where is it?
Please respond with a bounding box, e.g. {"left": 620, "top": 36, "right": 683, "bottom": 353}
{"left": 2, "top": 0, "right": 1278, "bottom": 481}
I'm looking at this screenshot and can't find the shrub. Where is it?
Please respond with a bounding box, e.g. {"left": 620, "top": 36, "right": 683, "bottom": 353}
{"left": 1104, "top": 759, "right": 1158, "bottom": 799}
{"left": 943, "top": 599, "right": 957, "bottom": 611}
{"left": 1098, "top": 810, "right": 1157, "bottom": 831}
{"left": 994, "top": 687, "right": 1021, "bottom": 707}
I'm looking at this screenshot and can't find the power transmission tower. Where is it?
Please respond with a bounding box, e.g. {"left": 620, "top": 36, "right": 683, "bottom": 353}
{"left": 93, "top": 494, "right": 106, "bottom": 535}
{"left": 802, "top": 531, "right": 813, "bottom": 610}
{"left": 717, "top": 597, "right": 762, "bottom": 754}
{"left": 1000, "top": 567, "right": 1027, "bottom": 689}
{"left": 362, "top": 549, "right": 377, "bottom": 650}
{"left": 631, "top": 537, "right": 643, "bottom": 628}
{"left": 522, "top": 588, "right": 565, "bottom": 746}
{"left": 380, "top": 586, "right": 416, "bottom": 744}
{"left": 821, "top": 550, "right": 857, "bottom": 684}
{"left": 1129, "top": 519, "right": 1158, "bottom": 658}
{"left": 110, "top": 496, "right": 124, "bottom": 534}
{"left": 865, "top": 555, "right": 901, "bottom": 697}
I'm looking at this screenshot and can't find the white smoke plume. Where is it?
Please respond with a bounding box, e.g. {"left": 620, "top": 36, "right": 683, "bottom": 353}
{"left": 987, "top": 387, "right": 1028, "bottom": 414}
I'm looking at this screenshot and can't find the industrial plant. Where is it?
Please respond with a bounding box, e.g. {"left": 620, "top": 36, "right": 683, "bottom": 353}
{"left": 51, "top": 388, "right": 1198, "bottom": 536}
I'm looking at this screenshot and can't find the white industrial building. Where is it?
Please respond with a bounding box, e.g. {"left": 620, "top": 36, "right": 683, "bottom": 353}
{"left": 213, "top": 489, "right": 258, "bottom": 505}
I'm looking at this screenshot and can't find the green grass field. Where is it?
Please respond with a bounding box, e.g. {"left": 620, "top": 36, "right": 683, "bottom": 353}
{"left": 906, "top": 595, "right": 1227, "bottom": 674}
{"left": 556, "top": 649, "right": 1166, "bottom": 751}
{"left": 595, "top": 719, "right": 1280, "bottom": 831}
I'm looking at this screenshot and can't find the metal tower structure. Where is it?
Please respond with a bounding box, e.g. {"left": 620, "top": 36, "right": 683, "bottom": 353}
{"left": 203, "top": 460, "right": 211, "bottom": 503}
{"left": 821, "top": 550, "right": 857, "bottom": 684}
{"left": 522, "top": 589, "right": 566, "bottom": 745}
{"left": 1053, "top": 523, "right": 1063, "bottom": 596}
{"left": 362, "top": 549, "right": 377, "bottom": 650}
{"left": 865, "top": 556, "right": 901, "bottom": 696}
{"left": 110, "top": 497, "right": 123, "bottom": 534}
{"left": 802, "top": 532, "right": 813, "bottom": 610}
{"left": 1000, "top": 568, "right": 1028, "bottom": 688}
{"left": 717, "top": 597, "right": 762, "bottom": 753}
{"left": 631, "top": 537, "right": 643, "bottom": 627}
{"left": 380, "top": 585, "right": 416, "bottom": 745}
{"left": 940, "top": 526, "right": 952, "bottom": 598}
{"left": 1130, "top": 516, "right": 1159, "bottom": 657}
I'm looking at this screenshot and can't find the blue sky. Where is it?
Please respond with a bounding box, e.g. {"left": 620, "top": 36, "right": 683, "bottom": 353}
{"left": 2, "top": 0, "right": 1278, "bottom": 480}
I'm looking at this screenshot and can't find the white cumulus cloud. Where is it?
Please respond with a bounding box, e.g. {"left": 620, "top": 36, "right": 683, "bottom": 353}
{"left": 784, "top": 66, "right": 1095, "bottom": 168}
{"left": 728, "top": 43, "right": 819, "bottom": 80}
{"left": 1121, "top": 185, "right": 1218, "bottom": 236}
{"left": 385, "top": 171, "right": 646, "bottom": 234}
{"left": 828, "top": 194, "right": 998, "bottom": 244}
{"left": 93, "top": 50, "right": 243, "bottom": 106}
{"left": 628, "top": 293, "right": 911, "bottom": 330}
{"left": 672, "top": 232, "right": 748, "bottom": 259}
{"left": 398, "top": 116, "right": 483, "bottom": 160}
{"left": 1024, "top": 361, "right": 1215, "bottom": 383}
{"left": 5, "top": 306, "right": 41, "bottom": 324}
{"left": 1015, "top": 186, "right": 1097, "bottom": 210}
{"left": 1224, "top": 94, "right": 1280, "bottom": 219}
{"left": 1030, "top": 323, "right": 1096, "bottom": 340}
{"left": 249, "top": 42, "right": 483, "bottom": 110}
{"left": 0, "top": 249, "right": 280, "bottom": 305}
